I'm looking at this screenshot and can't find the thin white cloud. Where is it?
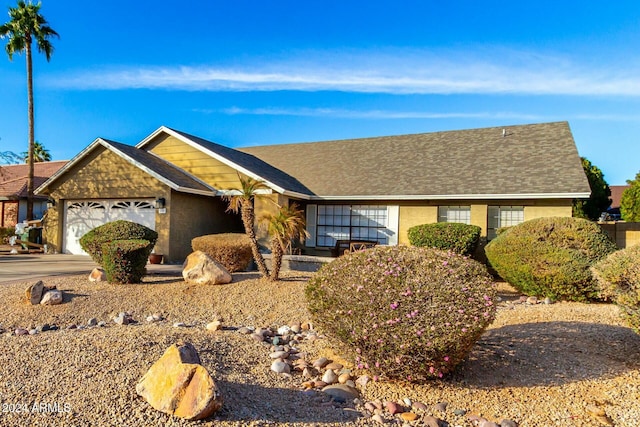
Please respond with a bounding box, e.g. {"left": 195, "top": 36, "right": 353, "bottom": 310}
{"left": 193, "top": 106, "right": 640, "bottom": 122}
{"left": 197, "top": 106, "right": 544, "bottom": 121}
{"left": 46, "top": 48, "right": 640, "bottom": 96}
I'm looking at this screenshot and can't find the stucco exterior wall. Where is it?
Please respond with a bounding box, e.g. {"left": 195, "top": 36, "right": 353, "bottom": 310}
{"left": 398, "top": 206, "right": 438, "bottom": 245}
{"left": 524, "top": 205, "right": 573, "bottom": 220}
{"left": 167, "top": 190, "right": 243, "bottom": 263}
{"left": 148, "top": 135, "right": 243, "bottom": 190}
{"left": 323, "top": 199, "right": 575, "bottom": 248}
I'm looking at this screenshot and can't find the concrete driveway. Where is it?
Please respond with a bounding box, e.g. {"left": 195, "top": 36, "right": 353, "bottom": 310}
{"left": 0, "top": 254, "right": 182, "bottom": 283}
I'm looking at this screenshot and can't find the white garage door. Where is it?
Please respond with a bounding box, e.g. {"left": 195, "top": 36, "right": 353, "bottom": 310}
{"left": 64, "top": 199, "right": 156, "bottom": 255}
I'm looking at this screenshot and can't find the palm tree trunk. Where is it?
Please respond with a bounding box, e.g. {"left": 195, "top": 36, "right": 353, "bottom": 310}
{"left": 241, "top": 201, "right": 269, "bottom": 276}
{"left": 26, "top": 41, "right": 35, "bottom": 221}
{"left": 269, "top": 237, "right": 284, "bottom": 281}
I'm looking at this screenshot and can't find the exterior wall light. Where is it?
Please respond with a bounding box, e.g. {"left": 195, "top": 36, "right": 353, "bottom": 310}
{"left": 46, "top": 198, "right": 56, "bottom": 209}
{"left": 155, "top": 197, "right": 166, "bottom": 209}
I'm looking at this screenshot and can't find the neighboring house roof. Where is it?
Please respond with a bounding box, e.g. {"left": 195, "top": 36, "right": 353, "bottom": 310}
{"left": 36, "top": 138, "right": 216, "bottom": 196}
{"left": 137, "top": 127, "right": 313, "bottom": 197}
{"left": 240, "top": 121, "right": 591, "bottom": 200}
{"left": 609, "top": 185, "right": 629, "bottom": 209}
{"left": 0, "top": 161, "right": 67, "bottom": 199}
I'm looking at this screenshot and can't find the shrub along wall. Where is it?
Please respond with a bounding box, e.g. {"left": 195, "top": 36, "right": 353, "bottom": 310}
{"left": 485, "top": 217, "right": 617, "bottom": 302}
{"left": 408, "top": 222, "right": 481, "bottom": 255}
{"left": 191, "top": 233, "right": 253, "bottom": 272}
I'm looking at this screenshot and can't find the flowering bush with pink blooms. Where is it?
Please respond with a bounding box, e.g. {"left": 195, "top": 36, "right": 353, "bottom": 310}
{"left": 306, "top": 245, "right": 497, "bottom": 382}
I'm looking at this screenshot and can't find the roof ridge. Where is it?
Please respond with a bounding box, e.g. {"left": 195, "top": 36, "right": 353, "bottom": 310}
{"left": 240, "top": 121, "right": 570, "bottom": 150}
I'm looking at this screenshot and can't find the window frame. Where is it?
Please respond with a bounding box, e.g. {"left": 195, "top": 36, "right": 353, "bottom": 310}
{"left": 487, "top": 205, "right": 524, "bottom": 240}
{"left": 438, "top": 205, "right": 471, "bottom": 224}
{"left": 315, "top": 204, "right": 390, "bottom": 247}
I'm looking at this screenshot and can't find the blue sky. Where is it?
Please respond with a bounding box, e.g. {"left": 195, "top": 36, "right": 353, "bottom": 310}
{"left": 0, "top": 1, "right": 638, "bottom": 185}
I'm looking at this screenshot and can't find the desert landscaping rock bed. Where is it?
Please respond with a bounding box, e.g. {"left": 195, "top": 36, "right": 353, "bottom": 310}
{"left": 0, "top": 272, "right": 639, "bottom": 427}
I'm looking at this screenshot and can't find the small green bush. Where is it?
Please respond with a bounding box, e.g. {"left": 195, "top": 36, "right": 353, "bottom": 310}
{"left": 485, "top": 217, "right": 617, "bottom": 302}
{"left": 306, "top": 245, "right": 497, "bottom": 382}
{"left": 79, "top": 220, "right": 158, "bottom": 266}
{"left": 191, "top": 233, "right": 253, "bottom": 272}
{"left": 592, "top": 245, "right": 640, "bottom": 333}
{"left": 101, "top": 239, "right": 152, "bottom": 284}
{"left": 408, "top": 222, "right": 481, "bottom": 255}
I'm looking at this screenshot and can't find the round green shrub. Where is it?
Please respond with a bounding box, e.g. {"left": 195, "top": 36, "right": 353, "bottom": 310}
{"left": 79, "top": 220, "right": 158, "bottom": 266}
{"left": 485, "top": 217, "right": 617, "bottom": 302}
{"left": 408, "top": 222, "right": 481, "bottom": 255}
{"left": 191, "top": 233, "right": 253, "bottom": 272}
{"left": 592, "top": 245, "right": 640, "bottom": 333}
{"left": 101, "top": 239, "right": 152, "bottom": 284}
{"left": 306, "top": 245, "right": 497, "bottom": 382}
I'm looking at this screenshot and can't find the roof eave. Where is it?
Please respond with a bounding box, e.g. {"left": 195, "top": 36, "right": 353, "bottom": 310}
{"left": 306, "top": 192, "right": 591, "bottom": 201}
{"left": 174, "top": 187, "right": 218, "bottom": 197}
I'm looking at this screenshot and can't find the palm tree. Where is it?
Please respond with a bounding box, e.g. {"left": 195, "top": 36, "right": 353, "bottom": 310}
{"left": 21, "top": 140, "right": 51, "bottom": 162}
{"left": 223, "top": 176, "right": 270, "bottom": 277}
{"left": 0, "top": 1, "right": 58, "bottom": 220}
{"left": 260, "top": 203, "right": 309, "bottom": 281}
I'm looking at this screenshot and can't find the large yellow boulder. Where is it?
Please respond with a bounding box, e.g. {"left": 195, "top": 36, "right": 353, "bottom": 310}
{"left": 182, "top": 251, "right": 232, "bottom": 285}
{"left": 136, "top": 342, "right": 223, "bottom": 420}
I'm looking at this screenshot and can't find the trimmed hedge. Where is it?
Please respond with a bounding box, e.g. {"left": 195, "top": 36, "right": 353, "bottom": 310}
{"left": 191, "top": 233, "right": 253, "bottom": 272}
{"left": 101, "top": 239, "right": 152, "bottom": 284}
{"left": 306, "top": 245, "right": 497, "bottom": 382}
{"left": 80, "top": 220, "right": 158, "bottom": 266}
{"left": 592, "top": 245, "right": 640, "bottom": 333}
{"left": 408, "top": 222, "right": 481, "bottom": 255}
{"left": 485, "top": 217, "right": 617, "bottom": 301}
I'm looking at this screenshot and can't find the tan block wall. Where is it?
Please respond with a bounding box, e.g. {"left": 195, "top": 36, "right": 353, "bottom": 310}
{"left": 149, "top": 135, "right": 243, "bottom": 190}
{"left": 598, "top": 222, "right": 640, "bottom": 249}
{"left": 398, "top": 206, "right": 438, "bottom": 244}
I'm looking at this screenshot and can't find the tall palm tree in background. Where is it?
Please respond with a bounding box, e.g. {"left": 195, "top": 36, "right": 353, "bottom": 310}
{"left": 21, "top": 141, "right": 51, "bottom": 162}
{"left": 0, "top": 1, "right": 58, "bottom": 220}
{"left": 223, "top": 176, "right": 270, "bottom": 277}
{"left": 260, "top": 203, "right": 308, "bottom": 281}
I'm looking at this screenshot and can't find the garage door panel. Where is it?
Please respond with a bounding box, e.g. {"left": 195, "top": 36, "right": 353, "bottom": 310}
{"left": 64, "top": 199, "right": 156, "bottom": 255}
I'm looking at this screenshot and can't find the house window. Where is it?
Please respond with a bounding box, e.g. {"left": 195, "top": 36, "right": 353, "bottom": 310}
{"left": 487, "top": 206, "right": 524, "bottom": 240}
{"left": 316, "top": 205, "right": 389, "bottom": 247}
{"left": 438, "top": 206, "right": 471, "bottom": 224}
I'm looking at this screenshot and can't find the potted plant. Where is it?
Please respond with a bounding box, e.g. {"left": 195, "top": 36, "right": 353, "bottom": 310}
{"left": 149, "top": 249, "right": 163, "bottom": 264}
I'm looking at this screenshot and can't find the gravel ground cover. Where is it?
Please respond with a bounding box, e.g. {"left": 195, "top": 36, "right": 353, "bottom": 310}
{"left": 0, "top": 272, "right": 639, "bottom": 427}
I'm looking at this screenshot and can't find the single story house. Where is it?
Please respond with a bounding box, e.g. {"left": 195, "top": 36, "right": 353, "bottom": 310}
{"left": 0, "top": 161, "right": 67, "bottom": 227}
{"left": 36, "top": 121, "right": 590, "bottom": 262}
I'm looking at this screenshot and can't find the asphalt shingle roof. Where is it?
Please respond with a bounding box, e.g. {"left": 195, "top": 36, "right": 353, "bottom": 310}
{"left": 239, "top": 122, "right": 590, "bottom": 198}
{"left": 0, "top": 161, "right": 67, "bottom": 198}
